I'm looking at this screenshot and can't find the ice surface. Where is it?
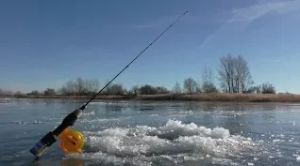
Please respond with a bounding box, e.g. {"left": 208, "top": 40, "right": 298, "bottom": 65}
{"left": 66, "top": 120, "right": 260, "bottom": 165}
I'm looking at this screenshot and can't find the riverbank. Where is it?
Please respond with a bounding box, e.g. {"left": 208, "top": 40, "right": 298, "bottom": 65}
{"left": 2, "top": 93, "right": 300, "bottom": 102}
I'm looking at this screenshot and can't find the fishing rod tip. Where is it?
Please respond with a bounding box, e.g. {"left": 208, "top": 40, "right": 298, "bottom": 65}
{"left": 185, "top": 11, "right": 190, "bottom": 14}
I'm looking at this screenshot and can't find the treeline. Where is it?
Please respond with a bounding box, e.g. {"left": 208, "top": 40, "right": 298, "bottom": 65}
{"left": 25, "top": 79, "right": 171, "bottom": 96}
{"left": 0, "top": 54, "right": 279, "bottom": 97}
{"left": 56, "top": 78, "right": 171, "bottom": 96}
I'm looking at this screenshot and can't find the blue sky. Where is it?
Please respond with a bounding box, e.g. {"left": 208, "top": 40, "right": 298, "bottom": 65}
{"left": 1, "top": 0, "right": 300, "bottom": 94}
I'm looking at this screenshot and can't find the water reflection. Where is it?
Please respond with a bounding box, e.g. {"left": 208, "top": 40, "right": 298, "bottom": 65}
{"left": 28, "top": 158, "right": 84, "bottom": 166}
{"left": 104, "top": 104, "right": 123, "bottom": 111}
{"left": 261, "top": 103, "right": 277, "bottom": 111}
{"left": 201, "top": 102, "right": 218, "bottom": 112}
{"left": 136, "top": 105, "right": 155, "bottom": 111}
{"left": 60, "top": 158, "right": 84, "bottom": 166}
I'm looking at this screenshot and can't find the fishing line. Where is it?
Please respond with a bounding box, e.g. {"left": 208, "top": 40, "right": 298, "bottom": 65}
{"left": 81, "top": 11, "right": 189, "bottom": 110}
{"left": 29, "top": 11, "right": 189, "bottom": 158}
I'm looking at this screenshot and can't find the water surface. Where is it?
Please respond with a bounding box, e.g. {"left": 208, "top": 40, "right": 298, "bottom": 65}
{"left": 1, "top": 98, "right": 300, "bottom": 166}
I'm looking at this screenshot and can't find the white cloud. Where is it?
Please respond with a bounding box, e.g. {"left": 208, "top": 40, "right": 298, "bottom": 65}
{"left": 126, "top": 1, "right": 300, "bottom": 31}
{"left": 229, "top": 0, "right": 300, "bottom": 23}
{"left": 197, "top": 0, "right": 300, "bottom": 51}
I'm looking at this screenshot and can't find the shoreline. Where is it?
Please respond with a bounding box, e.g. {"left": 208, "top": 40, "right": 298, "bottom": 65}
{"left": 2, "top": 93, "right": 300, "bottom": 103}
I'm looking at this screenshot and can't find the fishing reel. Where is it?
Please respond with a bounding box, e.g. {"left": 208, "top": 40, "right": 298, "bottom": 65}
{"left": 58, "top": 127, "right": 85, "bottom": 153}
{"left": 30, "top": 109, "right": 85, "bottom": 158}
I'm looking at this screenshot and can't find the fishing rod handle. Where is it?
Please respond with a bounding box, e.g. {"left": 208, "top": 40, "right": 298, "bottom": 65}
{"left": 53, "top": 109, "right": 83, "bottom": 136}
{"left": 29, "top": 109, "right": 83, "bottom": 158}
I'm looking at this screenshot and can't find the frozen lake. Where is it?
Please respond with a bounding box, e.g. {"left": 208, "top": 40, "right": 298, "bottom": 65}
{"left": 1, "top": 98, "right": 300, "bottom": 166}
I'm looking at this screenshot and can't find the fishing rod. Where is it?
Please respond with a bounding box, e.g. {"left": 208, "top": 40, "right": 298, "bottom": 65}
{"left": 29, "top": 11, "right": 189, "bottom": 158}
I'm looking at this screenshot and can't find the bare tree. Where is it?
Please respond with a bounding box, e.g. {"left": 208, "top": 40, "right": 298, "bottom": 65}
{"left": 128, "top": 85, "right": 140, "bottom": 96}
{"left": 262, "top": 83, "right": 276, "bottom": 94}
{"left": 132, "top": 85, "right": 140, "bottom": 95}
{"left": 183, "top": 77, "right": 197, "bottom": 94}
{"left": 60, "top": 77, "right": 100, "bottom": 95}
{"left": 60, "top": 79, "right": 77, "bottom": 95}
{"left": 218, "top": 54, "right": 253, "bottom": 93}
{"left": 44, "top": 88, "right": 56, "bottom": 96}
{"left": 140, "top": 84, "right": 157, "bottom": 95}
{"left": 202, "top": 67, "right": 218, "bottom": 93}
{"left": 28, "top": 90, "right": 41, "bottom": 96}
{"left": 196, "top": 81, "right": 202, "bottom": 93}
{"left": 156, "top": 86, "right": 170, "bottom": 94}
{"left": 75, "top": 77, "right": 87, "bottom": 95}
{"left": 202, "top": 67, "right": 213, "bottom": 84}
{"left": 106, "top": 83, "right": 126, "bottom": 95}
{"left": 218, "top": 55, "right": 235, "bottom": 93}
{"left": 246, "top": 85, "right": 262, "bottom": 94}
{"left": 103, "top": 79, "right": 112, "bottom": 95}
{"left": 84, "top": 79, "right": 99, "bottom": 94}
{"left": 234, "top": 55, "right": 253, "bottom": 93}
{"left": 14, "top": 91, "right": 24, "bottom": 97}
{"left": 172, "top": 82, "right": 182, "bottom": 94}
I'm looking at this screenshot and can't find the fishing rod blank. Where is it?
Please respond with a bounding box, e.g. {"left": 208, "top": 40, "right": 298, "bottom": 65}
{"left": 29, "top": 11, "right": 189, "bottom": 158}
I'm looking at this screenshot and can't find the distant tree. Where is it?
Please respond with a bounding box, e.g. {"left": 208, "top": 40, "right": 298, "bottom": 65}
{"left": 196, "top": 85, "right": 202, "bottom": 93}
{"left": 172, "top": 82, "right": 182, "bottom": 94}
{"left": 256, "top": 85, "right": 262, "bottom": 94}
{"left": 218, "top": 55, "right": 234, "bottom": 93}
{"left": 246, "top": 85, "right": 262, "bottom": 94}
{"left": 202, "top": 83, "right": 218, "bottom": 93}
{"left": 59, "top": 87, "right": 68, "bottom": 95}
{"left": 75, "top": 77, "right": 88, "bottom": 95}
{"left": 43, "top": 88, "right": 56, "bottom": 96}
{"left": 202, "top": 67, "right": 214, "bottom": 84}
{"left": 0, "top": 88, "right": 13, "bottom": 96}
{"left": 84, "top": 79, "right": 99, "bottom": 95}
{"left": 183, "top": 77, "right": 197, "bottom": 93}
{"left": 245, "top": 86, "right": 256, "bottom": 94}
{"left": 140, "top": 84, "right": 157, "bottom": 95}
{"left": 262, "top": 83, "right": 276, "bottom": 94}
{"left": 27, "top": 90, "right": 41, "bottom": 96}
{"left": 133, "top": 85, "right": 140, "bottom": 95}
{"left": 13, "top": 91, "right": 24, "bottom": 97}
{"left": 59, "top": 77, "right": 100, "bottom": 95}
{"left": 156, "top": 86, "right": 170, "bottom": 94}
{"left": 60, "top": 79, "right": 77, "bottom": 95}
{"left": 218, "top": 54, "right": 253, "bottom": 93}
{"left": 202, "top": 67, "right": 218, "bottom": 93}
{"left": 127, "top": 85, "right": 138, "bottom": 96}
{"left": 107, "top": 83, "right": 126, "bottom": 95}
{"left": 103, "top": 79, "right": 112, "bottom": 95}
{"left": 235, "top": 55, "right": 254, "bottom": 93}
